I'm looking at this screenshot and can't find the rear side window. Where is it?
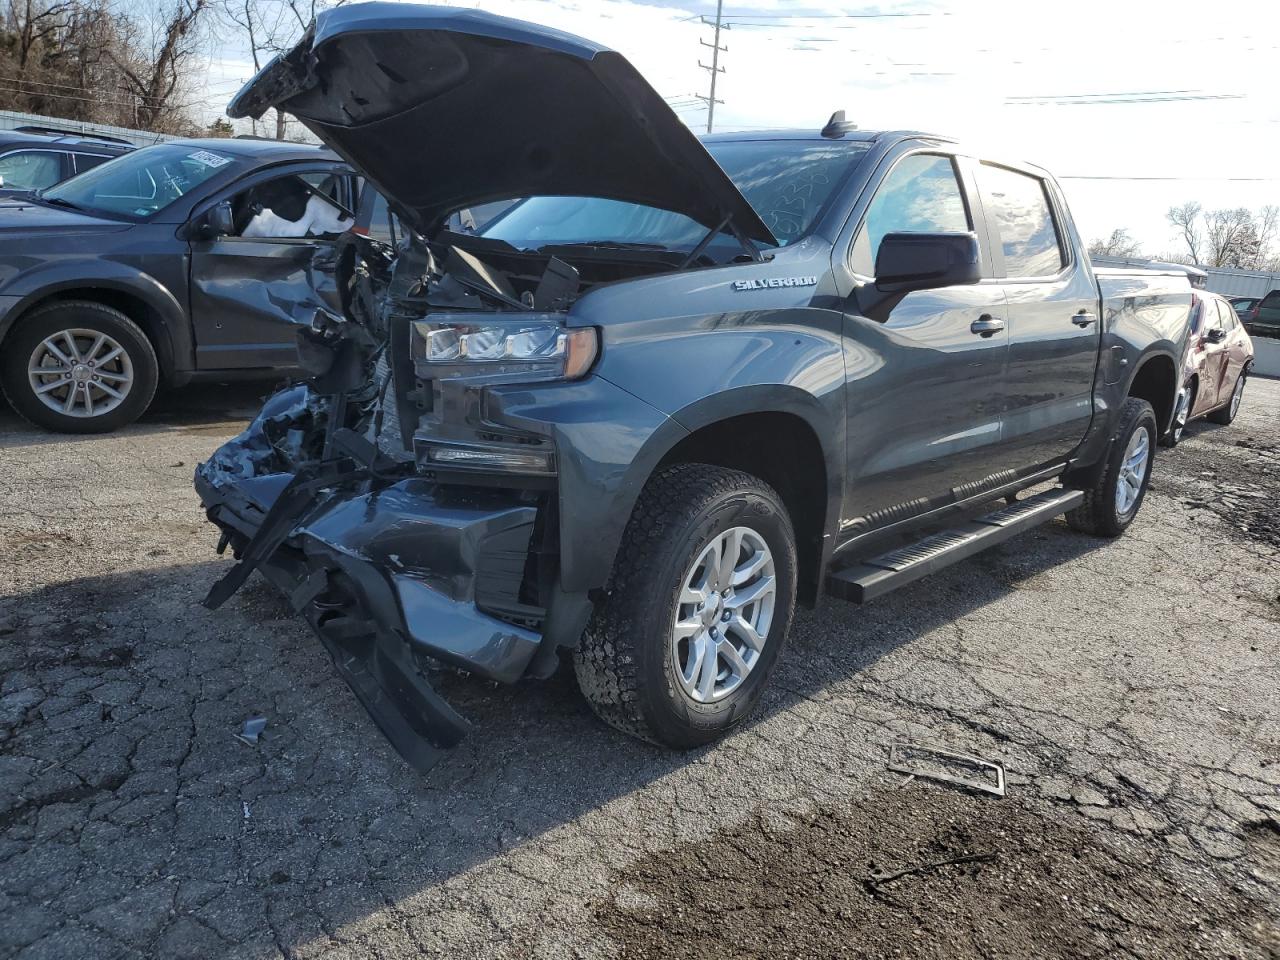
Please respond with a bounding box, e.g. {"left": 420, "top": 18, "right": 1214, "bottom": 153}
{"left": 72, "top": 153, "right": 114, "bottom": 174}
{"left": 850, "top": 153, "right": 970, "bottom": 276}
{"left": 1216, "top": 300, "right": 1236, "bottom": 330}
{"left": 0, "top": 150, "right": 64, "bottom": 191}
{"left": 978, "top": 164, "right": 1065, "bottom": 278}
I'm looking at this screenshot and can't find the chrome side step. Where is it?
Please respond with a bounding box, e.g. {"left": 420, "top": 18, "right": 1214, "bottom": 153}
{"left": 825, "top": 487, "right": 1084, "bottom": 603}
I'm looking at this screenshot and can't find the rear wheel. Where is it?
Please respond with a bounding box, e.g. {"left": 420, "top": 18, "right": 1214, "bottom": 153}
{"left": 1066, "top": 397, "right": 1156, "bottom": 538}
{"left": 0, "top": 301, "right": 158, "bottom": 433}
{"left": 574, "top": 463, "right": 797, "bottom": 748}
{"left": 1207, "top": 370, "right": 1246, "bottom": 425}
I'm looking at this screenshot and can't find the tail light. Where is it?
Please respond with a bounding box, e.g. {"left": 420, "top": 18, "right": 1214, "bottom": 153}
{"left": 1248, "top": 304, "right": 1260, "bottom": 321}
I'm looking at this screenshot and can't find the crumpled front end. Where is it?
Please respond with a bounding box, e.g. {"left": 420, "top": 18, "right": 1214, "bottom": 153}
{"left": 196, "top": 379, "right": 558, "bottom": 771}
{"left": 193, "top": 232, "right": 594, "bottom": 772}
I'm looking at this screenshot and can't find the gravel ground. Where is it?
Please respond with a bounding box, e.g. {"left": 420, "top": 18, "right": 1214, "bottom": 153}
{"left": 1, "top": 378, "right": 1278, "bottom": 959}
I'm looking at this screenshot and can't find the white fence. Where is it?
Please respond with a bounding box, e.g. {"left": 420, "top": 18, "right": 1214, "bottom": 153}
{"left": 1202, "top": 268, "right": 1280, "bottom": 300}
{"left": 0, "top": 110, "right": 170, "bottom": 148}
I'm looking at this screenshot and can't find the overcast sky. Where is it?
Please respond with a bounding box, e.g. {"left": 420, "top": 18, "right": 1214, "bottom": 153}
{"left": 204, "top": 0, "right": 1279, "bottom": 256}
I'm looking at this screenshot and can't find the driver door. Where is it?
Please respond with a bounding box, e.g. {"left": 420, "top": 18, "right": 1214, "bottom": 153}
{"left": 187, "top": 164, "right": 355, "bottom": 371}
{"left": 839, "top": 152, "right": 1012, "bottom": 533}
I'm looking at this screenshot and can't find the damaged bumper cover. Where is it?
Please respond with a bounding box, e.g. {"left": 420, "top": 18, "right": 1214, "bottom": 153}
{"left": 195, "top": 388, "right": 583, "bottom": 771}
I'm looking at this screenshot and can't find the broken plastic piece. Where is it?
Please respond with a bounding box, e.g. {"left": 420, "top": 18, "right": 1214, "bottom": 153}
{"left": 887, "top": 741, "right": 1006, "bottom": 797}
{"left": 235, "top": 716, "right": 268, "bottom": 746}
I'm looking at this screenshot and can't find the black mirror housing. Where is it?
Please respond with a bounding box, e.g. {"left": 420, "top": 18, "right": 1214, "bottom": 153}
{"left": 199, "top": 200, "right": 235, "bottom": 240}
{"left": 1204, "top": 328, "right": 1227, "bottom": 344}
{"left": 874, "top": 232, "right": 981, "bottom": 294}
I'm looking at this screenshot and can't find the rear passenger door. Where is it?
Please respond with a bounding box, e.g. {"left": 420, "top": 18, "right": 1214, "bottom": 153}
{"left": 977, "top": 162, "right": 1099, "bottom": 471}
{"left": 839, "top": 152, "right": 1012, "bottom": 528}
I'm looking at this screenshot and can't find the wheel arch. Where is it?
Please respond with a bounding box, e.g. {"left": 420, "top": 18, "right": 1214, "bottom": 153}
{"left": 1124, "top": 351, "right": 1178, "bottom": 434}
{"left": 649, "top": 395, "right": 838, "bottom": 607}
{"left": 0, "top": 268, "right": 191, "bottom": 386}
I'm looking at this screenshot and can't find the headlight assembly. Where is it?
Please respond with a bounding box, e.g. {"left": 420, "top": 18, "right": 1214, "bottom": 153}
{"left": 411, "top": 318, "right": 598, "bottom": 381}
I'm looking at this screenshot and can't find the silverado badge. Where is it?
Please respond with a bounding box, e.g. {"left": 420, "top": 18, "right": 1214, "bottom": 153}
{"left": 732, "top": 276, "right": 818, "bottom": 291}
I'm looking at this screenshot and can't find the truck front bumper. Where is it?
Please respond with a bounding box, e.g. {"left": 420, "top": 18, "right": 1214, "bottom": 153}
{"left": 196, "top": 468, "right": 558, "bottom": 772}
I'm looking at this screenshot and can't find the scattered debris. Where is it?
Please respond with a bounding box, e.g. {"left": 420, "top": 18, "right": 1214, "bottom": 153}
{"left": 866, "top": 852, "right": 998, "bottom": 889}
{"left": 242, "top": 801, "right": 251, "bottom": 820}
{"left": 234, "top": 716, "right": 267, "bottom": 746}
{"left": 888, "top": 741, "right": 1006, "bottom": 797}
{"left": 169, "top": 461, "right": 185, "bottom": 468}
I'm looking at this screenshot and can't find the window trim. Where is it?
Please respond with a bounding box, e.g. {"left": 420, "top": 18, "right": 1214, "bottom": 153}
{"left": 844, "top": 148, "right": 980, "bottom": 282}
{"left": 976, "top": 160, "right": 1073, "bottom": 284}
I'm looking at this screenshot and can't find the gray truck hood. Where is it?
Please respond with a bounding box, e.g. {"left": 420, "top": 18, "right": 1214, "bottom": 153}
{"left": 227, "top": 2, "right": 775, "bottom": 245}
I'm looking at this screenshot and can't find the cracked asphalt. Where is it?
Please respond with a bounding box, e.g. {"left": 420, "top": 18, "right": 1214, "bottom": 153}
{"left": 1, "top": 379, "right": 1278, "bottom": 959}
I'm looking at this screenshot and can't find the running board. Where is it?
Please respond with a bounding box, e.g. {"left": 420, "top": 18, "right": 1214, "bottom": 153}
{"left": 825, "top": 487, "right": 1084, "bottom": 603}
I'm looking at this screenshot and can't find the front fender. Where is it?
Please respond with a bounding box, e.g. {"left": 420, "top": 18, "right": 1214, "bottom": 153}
{"left": 0, "top": 259, "right": 191, "bottom": 373}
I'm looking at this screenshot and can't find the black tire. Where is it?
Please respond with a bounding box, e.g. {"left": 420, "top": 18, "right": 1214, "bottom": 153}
{"left": 574, "top": 463, "right": 797, "bottom": 748}
{"left": 1066, "top": 397, "right": 1157, "bottom": 538}
{"left": 1207, "top": 369, "right": 1246, "bottom": 425}
{"left": 1160, "top": 381, "right": 1194, "bottom": 448}
{"left": 0, "top": 301, "right": 158, "bottom": 434}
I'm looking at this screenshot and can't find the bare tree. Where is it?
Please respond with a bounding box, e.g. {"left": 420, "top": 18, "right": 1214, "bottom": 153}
{"left": 1166, "top": 201, "right": 1203, "bottom": 264}
{"left": 218, "top": 0, "right": 344, "bottom": 139}
{"left": 112, "top": 0, "right": 212, "bottom": 132}
{"left": 1088, "top": 228, "right": 1143, "bottom": 259}
{"left": 1202, "top": 207, "right": 1256, "bottom": 269}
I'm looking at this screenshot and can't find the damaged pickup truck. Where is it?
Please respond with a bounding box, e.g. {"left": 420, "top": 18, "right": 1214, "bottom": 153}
{"left": 196, "top": 3, "right": 1193, "bottom": 771}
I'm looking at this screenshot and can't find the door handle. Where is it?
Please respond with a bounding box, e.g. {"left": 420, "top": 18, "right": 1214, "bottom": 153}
{"left": 970, "top": 315, "right": 1005, "bottom": 337}
{"left": 1072, "top": 311, "right": 1098, "bottom": 327}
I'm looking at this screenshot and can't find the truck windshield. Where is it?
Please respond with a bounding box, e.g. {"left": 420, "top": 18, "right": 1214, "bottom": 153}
{"left": 41, "top": 144, "right": 240, "bottom": 220}
{"left": 481, "top": 139, "right": 871, "bottom": 252}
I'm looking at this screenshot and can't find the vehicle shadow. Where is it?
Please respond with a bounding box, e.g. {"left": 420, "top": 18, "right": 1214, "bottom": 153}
{"left": 0, "top": 380, "right": 283, "bottom": 451}
{"left": 3, "top": 520, "right": 1104, "bottom": 952}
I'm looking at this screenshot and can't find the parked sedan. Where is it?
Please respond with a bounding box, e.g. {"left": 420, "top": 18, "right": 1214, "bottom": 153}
{"left": 1230, "top": 296, "right": 1259, "bottom": 323}
{"left": 1164, "top": 291, "right": 1253, "bottom": 445}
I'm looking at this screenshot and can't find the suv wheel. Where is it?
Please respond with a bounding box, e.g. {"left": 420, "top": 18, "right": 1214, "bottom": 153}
{"left": 1066, "top": 397, "right": 1156, "bottom": 538}
{"left": 1207, "top": 370, "right": 1246, "bottom": 425}
{"left": 574, "top": 463, "right": 797, "bottom": 748}
{"left": 0, "top": 301, "right": 158, "bottom": 434}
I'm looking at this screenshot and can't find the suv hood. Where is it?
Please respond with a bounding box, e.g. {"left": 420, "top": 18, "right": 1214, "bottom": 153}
{"left": 0, "top": 198, "right": 131, "bottom": 234}
{"left": 227, "top": 2, "right": 775, "bottom": 245}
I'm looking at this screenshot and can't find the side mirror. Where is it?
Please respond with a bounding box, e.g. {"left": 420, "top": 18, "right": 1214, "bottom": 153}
{"left": 856, "top": 232, "right": 981, "bottom": 322}
{"left": 1204, "top": 328, "right": 1227, "bottom": 344}
{"left": 198, "top": 200, "right": 234, "bottom": 239}
{"left": 874, "top": 232, "right": 981, "bottom": 294}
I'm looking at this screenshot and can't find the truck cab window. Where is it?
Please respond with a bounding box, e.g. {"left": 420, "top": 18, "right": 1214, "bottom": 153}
{"left": 851, "top": 154, "right": 969, "bottom": 276}
{"left": 977, "top": 164, "right": 1065, "bottom": 278}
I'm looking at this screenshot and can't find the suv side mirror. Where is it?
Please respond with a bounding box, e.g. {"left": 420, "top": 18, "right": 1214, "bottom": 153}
{"left": 198, "top": 200, "right": 234, "bottom": 240}
{"left": 874, "top": 232, "right": 981, "bottom": 294}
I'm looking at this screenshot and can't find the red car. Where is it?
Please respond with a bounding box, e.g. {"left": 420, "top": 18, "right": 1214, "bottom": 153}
{"left": 1164, "top": 291, "right": 1253, "bottom": 445}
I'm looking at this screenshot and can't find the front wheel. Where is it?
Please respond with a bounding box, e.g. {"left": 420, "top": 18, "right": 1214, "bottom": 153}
{"left": 1066, "top": 397, "right": 1157, "bottom": 538}
{"left": 1207, "top": 370, "right": 1246, "bottom": 425}
{"left": 574, "top": 463, "right": 797, "bottom": 748}
{"left": 0, "top": 301, "right": 158, "bottom": 433}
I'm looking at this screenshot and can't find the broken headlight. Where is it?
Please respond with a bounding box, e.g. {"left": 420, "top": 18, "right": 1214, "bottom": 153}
{"left": 411, "top": 318, "right": 597, "bottom": 381}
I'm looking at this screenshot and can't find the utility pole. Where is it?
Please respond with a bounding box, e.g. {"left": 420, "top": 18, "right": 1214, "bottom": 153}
{"left": 696, "top": 0, "right": 727, "bottom": 133}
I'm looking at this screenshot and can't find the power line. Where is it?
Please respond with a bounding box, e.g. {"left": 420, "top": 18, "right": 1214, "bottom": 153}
{"left": 1061, "top": 175, "right": 1280, "bottom": 182}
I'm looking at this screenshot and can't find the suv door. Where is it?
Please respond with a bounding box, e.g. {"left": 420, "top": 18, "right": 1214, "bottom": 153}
{"left": 186, "top": 164, "right": 356, "bottom": 370}
{"left": 0, "top": 149, "right": 71, "bottom": 192}
{"left": 839, "top": 151, "right": 1012, "bottom": 533}
{"left": 976, "top": 161, "right": 1099, "bottom": 471}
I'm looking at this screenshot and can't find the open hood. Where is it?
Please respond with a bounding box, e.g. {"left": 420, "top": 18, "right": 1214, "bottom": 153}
{"left": 228, "top": 3, "right": 775, "bottom": 245}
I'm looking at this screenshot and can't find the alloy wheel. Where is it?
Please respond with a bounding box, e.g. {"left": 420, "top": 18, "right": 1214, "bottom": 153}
{"left": 1115, "top": 426, "right": 1150, "bottom": 517}
{"left": 27, "top": 328, "right": 134, "bottom": 418}
{"left": 671, "top": 526, "right": 776, "bottom": 703}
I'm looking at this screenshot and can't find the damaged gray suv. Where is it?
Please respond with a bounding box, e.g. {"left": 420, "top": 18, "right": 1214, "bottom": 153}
{"left": 197, "top": 3, "right": 1191, "bottom": 771}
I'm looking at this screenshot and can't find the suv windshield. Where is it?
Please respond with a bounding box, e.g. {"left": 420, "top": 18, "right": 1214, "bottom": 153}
{"left": 481, "top": 139, "right": 871, "bottom": 252}
{"left": 42, "top": 144, "right": 239, "bottom": 220}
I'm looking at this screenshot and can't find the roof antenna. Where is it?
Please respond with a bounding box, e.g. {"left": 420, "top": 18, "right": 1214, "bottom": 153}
{"left": 821, "top": 110, "right": 857, "bottom": 139}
